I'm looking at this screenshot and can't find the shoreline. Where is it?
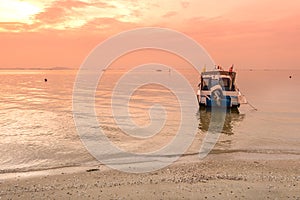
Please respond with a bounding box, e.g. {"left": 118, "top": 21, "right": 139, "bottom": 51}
{"left": 1, "top": 150, "right": 299, "bottom": 180}
{"left": 0, "top": 156, "right": 299, "bottom": 199}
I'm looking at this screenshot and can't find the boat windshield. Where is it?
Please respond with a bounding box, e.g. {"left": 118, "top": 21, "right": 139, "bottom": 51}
{"left": 219, "top": 77, "right": 231, "bottom": 91}
{"left": 201, "top": 77, "right": 232, "bottom": 91}
{"left": 211, "top": 79, "right": 219, "bottom": 88}
{"left": 202, "top": 78, "right": 210, "bottom": 90}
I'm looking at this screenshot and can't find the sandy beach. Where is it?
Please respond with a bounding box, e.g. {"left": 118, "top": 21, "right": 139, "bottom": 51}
{"left": 0, "top": 157, "right": 299, "bottom": 200}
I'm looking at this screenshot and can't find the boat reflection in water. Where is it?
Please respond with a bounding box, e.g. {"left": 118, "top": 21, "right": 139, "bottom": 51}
{"left": 197, "top": 107, "right": 245, "bottom": 135}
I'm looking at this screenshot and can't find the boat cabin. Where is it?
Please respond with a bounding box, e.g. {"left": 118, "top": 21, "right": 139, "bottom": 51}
{"left": 200, "top": 71, "right": 236, "bottom": 92}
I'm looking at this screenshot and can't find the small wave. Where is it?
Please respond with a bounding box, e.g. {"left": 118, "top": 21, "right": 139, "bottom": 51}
{"left": 210, "top": 148, "right": 300, "bottom": 156}
{"left": 0, "top": 163, "right": 85, "bottom": 174}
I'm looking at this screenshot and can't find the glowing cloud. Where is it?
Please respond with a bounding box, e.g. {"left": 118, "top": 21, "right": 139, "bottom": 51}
{"left": 0, "top": 0, "right": 42, "bottom": 23}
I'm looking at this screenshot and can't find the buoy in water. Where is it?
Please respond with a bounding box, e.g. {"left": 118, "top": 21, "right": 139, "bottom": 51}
{"left": 289, "top": 76, "right": 292, "bottom": 79}
{"left": 44, "top": 78, "right": 47, "bottom": 82}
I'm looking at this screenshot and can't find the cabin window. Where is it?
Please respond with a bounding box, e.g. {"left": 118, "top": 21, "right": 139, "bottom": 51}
{"left": 202, "top": 78, "right": 210, "bottom": 90}
{"left": 220, "top": 78, "right": 231, "bottom": 91}
{"left": 211, "top": 79, "right": 219, "bottom": 88}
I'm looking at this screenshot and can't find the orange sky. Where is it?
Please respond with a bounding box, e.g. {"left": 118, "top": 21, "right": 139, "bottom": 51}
{"left": 0, "top": 0, "right": 299, "bottom": 69}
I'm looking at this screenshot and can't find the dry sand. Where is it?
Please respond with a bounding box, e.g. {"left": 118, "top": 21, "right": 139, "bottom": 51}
{"left": 0, "top": 157, "right": 299, "bottom": 200}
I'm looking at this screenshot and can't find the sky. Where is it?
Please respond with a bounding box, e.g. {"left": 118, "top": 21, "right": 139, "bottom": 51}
{"left": 0, "top": 0, "right": 299, "bottom": 69}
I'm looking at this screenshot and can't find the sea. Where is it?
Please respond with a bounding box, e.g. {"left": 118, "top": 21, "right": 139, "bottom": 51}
{"left": 0, "top": 68, "right": 299, "bottom": 174}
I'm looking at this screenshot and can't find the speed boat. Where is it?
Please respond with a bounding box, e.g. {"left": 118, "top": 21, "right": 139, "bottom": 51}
{"left": 197, "top": 66, "right": 244, "bottom": 109}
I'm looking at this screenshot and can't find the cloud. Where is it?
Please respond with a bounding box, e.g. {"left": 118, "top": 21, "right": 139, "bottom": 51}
{"left": 0, "top": 0, "right": 141, "bottom": 32}
{"left": 34, "top": 0, "right": 96, "bottom": 24}
{"left": 180, "top": 1, "right": 190, "bottom": 8}
{"left": 0, "top": 0, "right": 94, "bottom": 31}
{"left": 0, "top": 22, "right": 42, "bottom": 32}
{"left": 52, "top": 0, "right": 90, "bottom": 8}
{"left": 162, "top": 11, "right": 178, "bottom": 18}
{"left": 80, "top": 17, "right": 137, "bottom": 33}
{"left": 33, "top": 0, "right": 116, "bottom": 28}
{"left": 34, "top": 6, "right": 66, "bottom": 24}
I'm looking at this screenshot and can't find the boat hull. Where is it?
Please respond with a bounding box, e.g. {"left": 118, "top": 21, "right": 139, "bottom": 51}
{"left": 199, "top": 94, "right": 240, "bottom": 109}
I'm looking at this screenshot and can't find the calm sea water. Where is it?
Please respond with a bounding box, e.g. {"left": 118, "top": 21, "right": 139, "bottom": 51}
{"left": 0, "top": 69, "right": 299, "bottom": 173}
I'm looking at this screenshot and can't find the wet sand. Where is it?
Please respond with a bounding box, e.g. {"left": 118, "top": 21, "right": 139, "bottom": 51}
{"left": 0, "top": 158, "right": 299, "bottom": 199}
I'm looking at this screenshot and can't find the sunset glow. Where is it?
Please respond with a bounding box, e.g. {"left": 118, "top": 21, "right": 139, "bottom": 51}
{"left": 0, "top": 0, "right": 299, "bottom": 69}
{"left": 0, "top": 0, "right": 42, "bottom": 23}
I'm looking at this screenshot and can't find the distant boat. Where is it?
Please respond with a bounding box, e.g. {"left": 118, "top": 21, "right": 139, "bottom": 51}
{"left": 197, "top": 66, "right": 244, "bottom": 109}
